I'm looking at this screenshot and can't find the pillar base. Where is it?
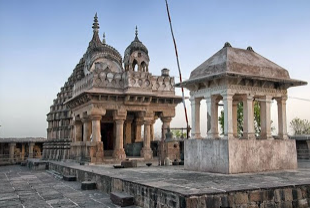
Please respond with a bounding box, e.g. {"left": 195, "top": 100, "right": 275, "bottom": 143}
{"left": 141, "top": 148, "right": 153, "bottom": 160}
{"left": 242, "top": 133, "right": 256, "bottom": 140}
{"left": 113, "top": 149, "right": 126, "bottom": 160}
{"left": 278, "top": 134, "right": 289, "bottom": 140}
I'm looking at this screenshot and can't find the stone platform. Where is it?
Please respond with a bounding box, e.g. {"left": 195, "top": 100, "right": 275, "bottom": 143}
{"left": 47, "top": 160, "right": 310, "bottom": 208}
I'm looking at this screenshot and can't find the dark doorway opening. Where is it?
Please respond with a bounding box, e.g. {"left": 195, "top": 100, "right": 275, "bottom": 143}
{"left": 101, "top": 123, "right": 114, "bottom": 152}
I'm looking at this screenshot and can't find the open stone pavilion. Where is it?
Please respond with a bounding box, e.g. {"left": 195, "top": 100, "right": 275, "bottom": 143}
{"left": 178, "top": 42, "right": 307, "bottom": 174}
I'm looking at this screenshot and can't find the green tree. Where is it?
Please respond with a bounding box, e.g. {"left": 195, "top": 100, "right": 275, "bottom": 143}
{"left": 290, "top": 118, "right": 310, "bottom": 135}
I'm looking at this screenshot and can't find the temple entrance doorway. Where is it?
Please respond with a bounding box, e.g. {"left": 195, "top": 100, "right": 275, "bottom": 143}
{"left": 101, "top": 122, "right": 114, "bottom": 157}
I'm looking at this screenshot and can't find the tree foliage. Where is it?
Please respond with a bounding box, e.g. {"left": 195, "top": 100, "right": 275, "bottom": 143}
{"left": 290, "top": 118, "right": 310, "bottom": 135}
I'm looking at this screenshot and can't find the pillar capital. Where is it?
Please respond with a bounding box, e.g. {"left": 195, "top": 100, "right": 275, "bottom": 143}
{"left": 144, "top": 119, "right": 153, "bottom": 125}
{"left": 113, "top": 109, "right": 127, "bottom": 120}
{"left": 90, "top": 114, "right": 102, "bottom": 121}
{"left": 9, "top": 142, "right": 16, "bottom": 146}
{"left": 160, "top": 116, "right": 172, "bottom": 124}
{"left": 221, "top": 92, "right": 234, "bottom": 100}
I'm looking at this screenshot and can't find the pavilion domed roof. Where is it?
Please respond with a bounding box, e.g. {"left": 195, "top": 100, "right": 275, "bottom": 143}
{"left": 179, "top": 42, "right": 307, "bottom": 87}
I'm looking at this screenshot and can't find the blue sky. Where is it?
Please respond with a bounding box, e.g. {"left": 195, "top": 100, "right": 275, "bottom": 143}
{"left": 0, "top": 1, "right": 310, "bottom": 137}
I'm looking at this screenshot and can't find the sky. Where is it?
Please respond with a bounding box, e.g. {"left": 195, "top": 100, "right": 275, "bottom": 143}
{"left": 0, "top": 0, "right": 310, "bottom": 137}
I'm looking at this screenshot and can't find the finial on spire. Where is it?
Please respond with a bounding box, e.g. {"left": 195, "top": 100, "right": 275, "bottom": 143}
{"left": 135, "top": 26, "right": 138, "bottom": 37}
{"left": 102, "top": 32, "right": 106, "bottom": 44}
{"left": 92, "top": 12, "right": 99, "bottom": 33}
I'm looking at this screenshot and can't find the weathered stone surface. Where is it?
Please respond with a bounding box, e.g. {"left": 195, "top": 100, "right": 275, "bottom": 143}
{"left": 81, "top": 180, "right": 96, "bottom": 190}
{"left": 121, "top": 160, "right": 138, "bottom": 168}
{"left": 63, "top": 175, "right": 77, "bottom": 181}
{"left": 110, "top": 192, "right": 134, "bottom": 207}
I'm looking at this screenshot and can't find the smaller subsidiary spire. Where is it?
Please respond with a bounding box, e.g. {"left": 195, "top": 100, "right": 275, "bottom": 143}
{"left": 92, "top": 12, "right": 100, "bottom": 33}
{"left": 135, "top": 25, "right": 138, "bottom": 37}
{"left": 102, "top": 32, "right": 106, "bottom": 44}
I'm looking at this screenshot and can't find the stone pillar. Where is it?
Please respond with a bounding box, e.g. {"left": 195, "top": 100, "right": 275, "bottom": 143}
{"left": 260, "top": 95, "right": 273, "bottom": 140}
{"left": 135, "top": 118, "right": 143, "bottom": 142}
{"left": 9, "top": 143, "right": 16, "bottom": 163}
{"left": 232, "top": 101, "right": 238, "bottom": 137}
{"left": 161, "top": 117, "right": 172, "bottom": 139}
{"left": 190, "top": 97, "right": 201, "bottom": 138}
{"left": 243, "top": 95, "right": 255, "bottom": 139}
{"left": 125, "top": 117, "right": 133, "bottom": 145}
{"left": 91, "top": 115, "right": 102, "bottom": 142}
{"left": 276, "top": 96, "right": 288, "bottom": 140}
{"left": 74, "top": 119, "right": 82, "bottom": 142}
{"left": 82, "top": 117, "right": 91, "bottom": 142}
{"left": 206, "top": 95, "right": 219, "bottom": 139}
{"left": 113, "top": 119, "right": 126, "bottom": 160}
{"left": 222, "top": 92, "right": 234, "bottom": 139}
{"left": 150, "top": 120, "right": 155, "bottom": 142}
{"left": 141, "top": 119, "right": 153, "bottom": 160}
{"left": 28, "top": 142, "right": 35, "bottom": 158}
{"left": 21, "top": 144, "right": 25, "bottom": 161}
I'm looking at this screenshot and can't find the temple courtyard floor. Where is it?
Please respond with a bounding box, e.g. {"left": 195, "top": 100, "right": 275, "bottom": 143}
{"left": 1, "top": 160, "right": 310, "bottom": 208}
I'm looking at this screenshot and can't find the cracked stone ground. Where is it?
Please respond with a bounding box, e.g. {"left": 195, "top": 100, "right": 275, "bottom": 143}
{"left": 0, "top": 165, "right": 140, "bottom": 208}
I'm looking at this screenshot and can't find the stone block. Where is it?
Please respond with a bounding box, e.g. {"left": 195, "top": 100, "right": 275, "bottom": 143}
{"left": 110, "top": 192, "right": 134, "bottom": 207}
{"left": 276, "top": 201, "right": 292, "bottom": 208}
{"left": 292, "top": 199, "right": 308, "bottom": 208}
{"left": 63, "top": 175, "right": 76, "bottom": 181}
{"left": 205, "top": 195, "right": 221, "bottom": 208}
{"left": 121, "top": 159, "right": 137, "bottom": 168}
{"left": 186, "top": 196, "right": 198, "bottom": 208}
{"left": 81, "top": 181, "right": 96, "bottom": 190}
{"left": 292, "top": 188, "right": 302, "bottom": 200}
{"left": 250, "top": 191, "right": 263, "bottom": 203}
{"left": 234, "top": 192, "right": 248, "bottom": 205}
{"left": 283, "top": 189, "right": 293, "bottom": 201}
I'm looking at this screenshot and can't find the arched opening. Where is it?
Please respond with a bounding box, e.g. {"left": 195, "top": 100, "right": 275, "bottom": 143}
{"left": 141, "top": 61, "right": 147, "bottom": 72}
{"left": 132, "top": 59, "right": 138, "bottom": 71}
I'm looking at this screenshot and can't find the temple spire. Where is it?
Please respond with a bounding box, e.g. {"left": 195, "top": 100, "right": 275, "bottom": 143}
{"left": 102, "top": 32, "right": 106, "bottom": 44}
{"left": 92, "top": 12, "right": 100, "bottom": 33}
{"left": 134, "top": 25, "right": 139, "bottom": 41}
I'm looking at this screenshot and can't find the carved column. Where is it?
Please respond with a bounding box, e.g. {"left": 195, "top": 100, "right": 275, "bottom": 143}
{"left": 232, "top": 101, "right": 238, "bottom": 137}
{"left": 91, "top": 115, "right": 102, "bottom": 142}
{"left": 243, "top": 95, "right": 255, "bottom": 139}
{"left": 74, "top": 118, "right": 82, "bottom": 142}
{"left": 161, "top": 117, "right": 172, "bottom": 139}
{"left": 276, "top": 96, "right": 288, "bottom": 140}
{"left": 141, "top": 119, "right": 153, "bottom": 160}
{"left": 260, "top": 95, "right": 273, "bottom": 140}
{"left": 222, "top": 92, "right": 234, "bottom": 139}
{"left": 134, "top": 118, "right": 143, "bottom": 142}
{"left": 28, "top": 142, "right": 35, "bottom": 158}
{"left": 9, "top": 143, "right": 16, "bottom": 163}
{"left": 82, "top": 117, "right": 91, "bottom": 142}
{"left": 113, "top": 119, "right": 126, "bottom": 160}
{"left": 150, "top": 120, "right": 156, "bottom": 142}
{"left": 190, "top": 97, "right": 202, "bottom": 139}
{"left": 21, "top": 144, "right": 25, "bottom": 161}
{"left": 206, "top": 95, "right": 219, "bottom": 139}
{"left": 125, "top": 117, "right": 134, "bottom": 145}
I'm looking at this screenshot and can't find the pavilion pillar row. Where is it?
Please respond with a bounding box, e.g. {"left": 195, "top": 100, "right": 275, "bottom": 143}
{"left": 205, "top": 95, "right": 219, "bottom": 139}
{"left": 222, "top": 92, "right": 234, "bottom": 139}
{"left": 28, "top": 142, "right": 35, "bottom": 158}
{"left": 276, "top": 96, "right": 288, "bottom": 140}
{"left": 21, "top": 144, "right": 25, "bottom": 161}
{"left": 91, "top": 115, "right": 102, "bottom": 143}
{"left": 260, "top": 95, "right": 273, "bottom": 140}
{"left": 190, "top": 97, "right": 202, "bottom": 139}
{"left": 141, "top": 119, "right": 153, "bottom": 160}
{"left": 125, "top": 117, "right": 133, "bottom": 145}
{"left": 243, "top": 94, "right": 255, "bottom": 139}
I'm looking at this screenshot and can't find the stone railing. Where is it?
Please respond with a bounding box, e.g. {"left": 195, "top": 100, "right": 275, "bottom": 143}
{"left": 72, "top": 69, "right": 176, "bottom": 98}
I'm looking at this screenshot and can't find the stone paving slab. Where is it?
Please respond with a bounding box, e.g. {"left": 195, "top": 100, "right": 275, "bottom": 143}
{"left": 51, "top": 160, "right": 310, "bottom": 197}
{"left": 0, "top": 165, "right": 142, "bottom": 208}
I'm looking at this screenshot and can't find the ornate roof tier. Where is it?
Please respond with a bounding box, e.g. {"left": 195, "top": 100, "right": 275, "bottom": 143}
{"left": 177, "top": 43, "right": 307, "bottom": 88}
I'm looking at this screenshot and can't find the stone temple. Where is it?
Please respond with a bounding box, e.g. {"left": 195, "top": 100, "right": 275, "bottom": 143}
{"left": 178, "top": 42, "right": 307, "bottom": 174}
{"left": 43, "top": 14, "right": 182, "bottom": 162}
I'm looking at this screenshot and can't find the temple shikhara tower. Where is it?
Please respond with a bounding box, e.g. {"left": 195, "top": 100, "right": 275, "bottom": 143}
{"left": 44, "top": 14, "right": 182, "bottom": 162}
{"left": 178, "top": 42, "right": 307, "bottom": 174}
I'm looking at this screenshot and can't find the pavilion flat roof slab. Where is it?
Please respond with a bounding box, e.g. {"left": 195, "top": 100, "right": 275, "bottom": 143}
{"left": 50, "top": 161, "right": 310, "bottom": 197}
{"left": 0, "top": 137, "right": 46, "bottom": 143}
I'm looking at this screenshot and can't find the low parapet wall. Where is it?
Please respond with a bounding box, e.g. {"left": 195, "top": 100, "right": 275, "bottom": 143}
{"left": 47, "top": 162, "right": 310, "bottom": 208}
{"left": 185, "top": 139, "right": 297, "bottom": 174}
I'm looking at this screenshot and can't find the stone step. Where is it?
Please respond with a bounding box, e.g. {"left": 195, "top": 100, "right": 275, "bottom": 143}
{"left": 63, "top": 175, "right": 76, "bottom": 181}
{"left": 81, "top": 181, "right": 96, "bottom": 190}
{"left": 110, "top": 192, "right": 134, "bottom": 207}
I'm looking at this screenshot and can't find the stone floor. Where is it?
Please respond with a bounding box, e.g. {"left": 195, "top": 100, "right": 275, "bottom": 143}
{"left": 51, "top": 160, "right": 310, "bottom": 197}
{"left": 0, "top": 165, "right": 141, "bottom": 208}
